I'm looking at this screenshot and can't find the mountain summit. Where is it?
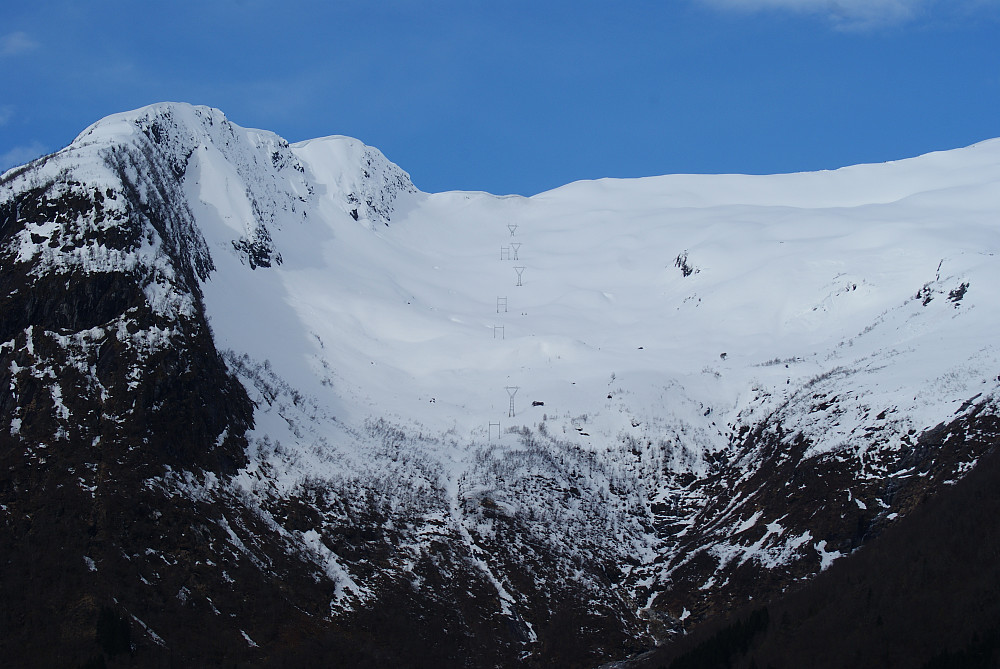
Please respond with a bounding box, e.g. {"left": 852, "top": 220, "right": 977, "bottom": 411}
{"left": 3, "top": 102, "right": 999, "bottom": 667}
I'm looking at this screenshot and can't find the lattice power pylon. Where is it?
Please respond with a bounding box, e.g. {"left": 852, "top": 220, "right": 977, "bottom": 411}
{"left": 514, "top": 266, "right": 525, "bottom": 286}
{"left": 505, "top": 386, "right": 519, "bottom": 417}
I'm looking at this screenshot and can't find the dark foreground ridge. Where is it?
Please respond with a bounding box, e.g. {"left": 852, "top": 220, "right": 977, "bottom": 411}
{"left": 623, "top": 413, "right": 1000, "bottom": 669}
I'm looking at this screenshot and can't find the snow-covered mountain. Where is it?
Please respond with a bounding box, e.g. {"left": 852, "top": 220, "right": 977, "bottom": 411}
{"left": 3, "top": 102, "right": 999, "bottom": 667}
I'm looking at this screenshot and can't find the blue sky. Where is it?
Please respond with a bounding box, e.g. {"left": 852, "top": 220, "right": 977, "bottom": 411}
{"left": 1, "top": 0, "right": 998, "bottom": 195}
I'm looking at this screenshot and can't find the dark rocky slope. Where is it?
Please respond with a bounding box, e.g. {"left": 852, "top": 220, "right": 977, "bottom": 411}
{"left": 623, "top": 407, "right": 1000, "bottom": 669}
{"left": 638, "top": 392, "right": 1000, "bottom": 634}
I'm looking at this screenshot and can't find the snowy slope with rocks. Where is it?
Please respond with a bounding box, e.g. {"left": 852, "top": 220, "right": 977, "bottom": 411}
{"left": 3, "top": 102, "right": 1000, "bottom": 666}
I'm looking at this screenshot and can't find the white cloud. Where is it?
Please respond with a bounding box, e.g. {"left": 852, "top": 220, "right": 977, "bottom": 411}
{"left": 1, "top": 31, "right": 40, "bottom": 56}
{"left": 1, "top": 142, "right": 47, "bottom": 172}
{"left": 698, "top": 0, "right": 927, "bottom": 28}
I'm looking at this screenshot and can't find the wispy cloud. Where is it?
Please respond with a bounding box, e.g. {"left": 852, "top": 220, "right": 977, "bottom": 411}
{"left": 1, "top": 142, "right": 47, "bottom": 171}
{"left": 1, "top": 31, "right": 40, "bottom": 56}
{"left": 697, "top": 0, "right": 928, "bottom": 28}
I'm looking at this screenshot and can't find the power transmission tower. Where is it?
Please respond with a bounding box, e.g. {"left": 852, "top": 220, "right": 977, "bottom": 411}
{"left": 505, "top": 386, "right": 519, "bottom": 417}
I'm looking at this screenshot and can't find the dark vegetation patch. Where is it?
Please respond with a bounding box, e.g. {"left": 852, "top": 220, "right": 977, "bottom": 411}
{"left": 668, "top": 608, "right": 769, "bottom": 669}
{"left": 947, "top": 281, "right": 969, "bottom": 306}
{"left": 674, "top": 251, "right": 698, "bottom": 278}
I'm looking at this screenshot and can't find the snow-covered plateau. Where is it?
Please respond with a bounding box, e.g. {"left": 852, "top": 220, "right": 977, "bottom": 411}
{"left": 2, "top": 102, "right": 999, "bottom": 666}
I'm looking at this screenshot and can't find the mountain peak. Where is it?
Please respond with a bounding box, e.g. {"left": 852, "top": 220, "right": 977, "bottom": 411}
{"left": 73, "top": 102, "right": 229, "bottom": 143}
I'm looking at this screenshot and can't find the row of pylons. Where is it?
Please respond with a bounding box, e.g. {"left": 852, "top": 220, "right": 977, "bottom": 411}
{"left": 493, "top": 221, "right": 523, "bottom": 438}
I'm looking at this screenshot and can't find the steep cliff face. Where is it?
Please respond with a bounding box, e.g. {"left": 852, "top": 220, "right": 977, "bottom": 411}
{"left": 2, "top": 103, "right": 999, "bottom": 667}
{"left": 0, "top": 114, "right": 258, "bottom": 665}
